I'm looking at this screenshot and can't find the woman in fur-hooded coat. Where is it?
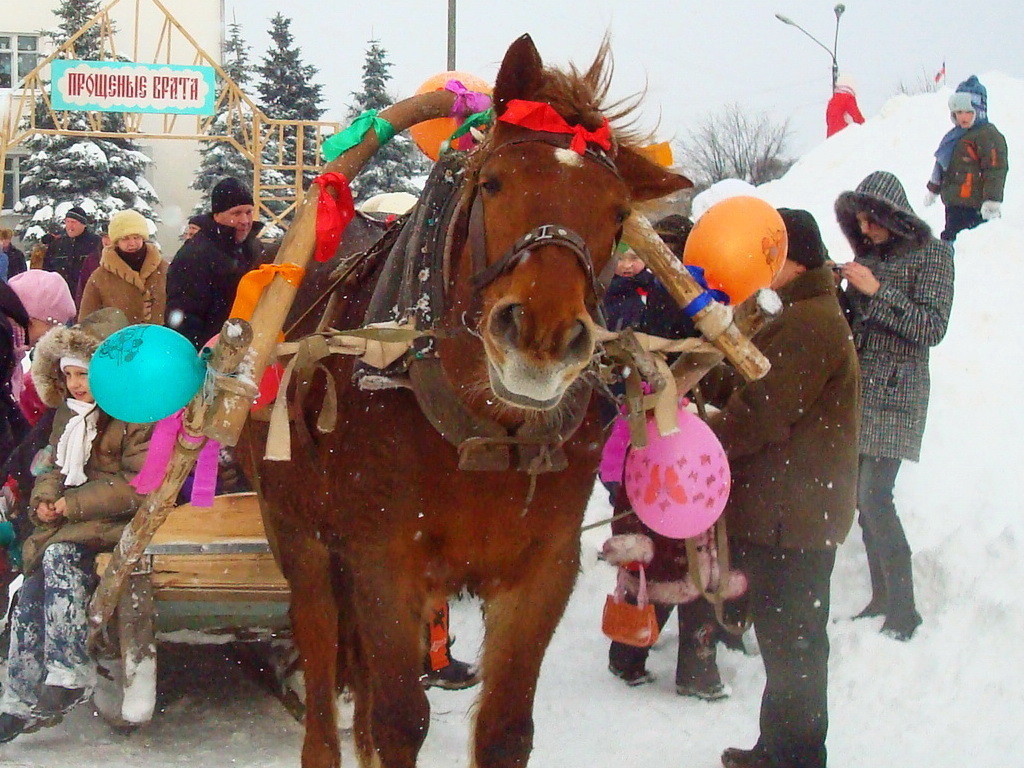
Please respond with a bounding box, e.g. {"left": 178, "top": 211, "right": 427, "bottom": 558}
{"left": 834, "top": 170, "right": 954, "bottom": 641}
{"left": 0, "top": 308, "right": 151, "bottom": 737}
{"left": 21, "top": 308, "right": 151, "bottom": 573}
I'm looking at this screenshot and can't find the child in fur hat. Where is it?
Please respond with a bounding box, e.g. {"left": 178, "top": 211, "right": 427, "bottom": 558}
{"left": 78, "top": 209, "right": 167, "bottom": 324}
{"left": 0, "top": 308, "right": 152, "bottom": 743}
{"left": 924, "top": 75, "right": 1009, "bottom": 242}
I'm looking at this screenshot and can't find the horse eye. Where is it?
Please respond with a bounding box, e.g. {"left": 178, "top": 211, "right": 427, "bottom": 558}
{"left": 480, "top": 176, "right": 501, "bottom": 194}
{"left": 615, "top": 208, "right": 630, "bottom": 225}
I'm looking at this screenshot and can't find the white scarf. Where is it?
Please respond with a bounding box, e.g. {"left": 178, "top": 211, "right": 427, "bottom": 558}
{"left": 55, "top": 399, "right": 99, "bottom": 487}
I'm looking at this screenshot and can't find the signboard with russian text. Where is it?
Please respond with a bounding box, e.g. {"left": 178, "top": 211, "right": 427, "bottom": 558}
{"left": 50, "top": 59, "right": 216, "bottom": 115}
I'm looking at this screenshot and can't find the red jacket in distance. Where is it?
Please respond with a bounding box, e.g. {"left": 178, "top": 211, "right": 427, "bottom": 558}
{"left": 826, "top": 87, "right": 865, "bottom": 137}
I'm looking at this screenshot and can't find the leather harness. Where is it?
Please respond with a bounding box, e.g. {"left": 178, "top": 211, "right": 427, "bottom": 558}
{"left": 285, "top": 127, "right": 624, "bottom": 474}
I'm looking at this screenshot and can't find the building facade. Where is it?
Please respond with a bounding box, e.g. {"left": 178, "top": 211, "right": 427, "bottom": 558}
{"left": 1, "top": 0, "right": 224, "bottom": 255}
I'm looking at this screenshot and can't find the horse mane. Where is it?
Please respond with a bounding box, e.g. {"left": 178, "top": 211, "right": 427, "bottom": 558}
{"left": 534, "top": 37, "right": 651, "bottom": 149}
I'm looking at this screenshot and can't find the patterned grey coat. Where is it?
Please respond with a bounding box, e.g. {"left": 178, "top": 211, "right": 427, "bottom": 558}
{"left": 835, "top": 171, "right": 955, "bottom": 461}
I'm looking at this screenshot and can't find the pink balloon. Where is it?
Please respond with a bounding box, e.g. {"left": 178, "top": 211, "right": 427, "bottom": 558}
{"left": 623, "top": 404, "right": 730, "bottom": 539}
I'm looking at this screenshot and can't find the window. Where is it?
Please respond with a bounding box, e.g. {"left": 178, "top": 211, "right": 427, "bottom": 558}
{"left": 2, "top": 154, "right": 22, "bottom": 212}
{"left": 0, "top": 34, "right": 39, "bottom": 89}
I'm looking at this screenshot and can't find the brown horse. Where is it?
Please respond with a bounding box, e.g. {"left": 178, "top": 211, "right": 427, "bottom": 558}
{"left": 239, "top": 34, "right": 690, "bottom": 768}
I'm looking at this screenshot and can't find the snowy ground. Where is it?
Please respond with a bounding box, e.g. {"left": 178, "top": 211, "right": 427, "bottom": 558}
{"left": 2, "top": 75, "right": 1023, "bottom": 767}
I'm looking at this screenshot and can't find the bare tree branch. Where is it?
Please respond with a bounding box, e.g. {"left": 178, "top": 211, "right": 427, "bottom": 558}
{"left": 677, "top": 103, "right": 794, "bottom": 188}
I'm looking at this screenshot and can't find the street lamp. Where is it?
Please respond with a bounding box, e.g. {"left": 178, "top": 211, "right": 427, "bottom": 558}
{"left": 775, "top": 4, "right": 845, "bottom": 91}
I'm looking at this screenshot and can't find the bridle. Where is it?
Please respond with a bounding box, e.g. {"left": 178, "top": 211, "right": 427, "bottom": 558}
{"left": 464, "top": 128, "right": 624, "bottom": 318}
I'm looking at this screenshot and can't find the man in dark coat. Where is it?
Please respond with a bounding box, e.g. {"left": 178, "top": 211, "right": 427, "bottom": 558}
{"left": 0, "top": 229, "right": 28, "bottom": 282}
{"left": 704, "top": 209, "right": 860, "bottom": 768}
{"left": 836, "top": 170, "right": 954, "bottom": 641}
{"left": 42, "top": 207, "right": 102, "bottom": 306}
{"left": 165, "top": 178, "right": 265, "bottom": 349}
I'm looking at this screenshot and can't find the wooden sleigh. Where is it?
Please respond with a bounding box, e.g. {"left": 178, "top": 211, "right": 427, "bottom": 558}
{"left": 90, "top": 491, "right": 299, "bottom": 728}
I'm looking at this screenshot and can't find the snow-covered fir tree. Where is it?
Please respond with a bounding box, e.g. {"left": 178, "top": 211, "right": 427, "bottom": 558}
{"left": 346, "top": 40, "right": 425, "bottom": 202}
{"left": 190, "top": 22, "right": 256, "bottom": 215}
{"left": 14, "top": 0, "right": 159, "bottom": 243}
{"left": 255, "top": 14, "right": 325, "bottom": 192}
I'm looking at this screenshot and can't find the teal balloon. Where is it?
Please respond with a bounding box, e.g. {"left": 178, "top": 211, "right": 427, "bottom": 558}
{"left": 90, "top": 324, "right": 206, "bottom": 423}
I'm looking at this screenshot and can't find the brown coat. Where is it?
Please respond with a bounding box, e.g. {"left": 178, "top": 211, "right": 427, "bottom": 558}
{"left": 23, "top": 403, "right": 151, "bottom": 574}
{"left": 78, "top": 243, "right": 167, "bottom": 324}
{"left": 703, "top": 266, "right": 860, "bottom": 551}
{"left": 24, "top": 306, "right": 150, "bottom": 574}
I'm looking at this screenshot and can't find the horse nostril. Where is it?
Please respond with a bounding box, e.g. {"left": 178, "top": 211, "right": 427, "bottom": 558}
{"left": 566, "top": 319, "right": 592, "bottom": 360}
{"left": 490, "top": 303, "right": 523, "bottom": 345}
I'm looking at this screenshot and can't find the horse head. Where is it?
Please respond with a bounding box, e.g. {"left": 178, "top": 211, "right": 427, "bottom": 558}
{"left": 444, "top": 34, "right": 691, "bottom": 415}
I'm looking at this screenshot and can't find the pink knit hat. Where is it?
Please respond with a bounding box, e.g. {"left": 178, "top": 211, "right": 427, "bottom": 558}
{"left": 8, "top": 270, "right": 76, "bottom": 324}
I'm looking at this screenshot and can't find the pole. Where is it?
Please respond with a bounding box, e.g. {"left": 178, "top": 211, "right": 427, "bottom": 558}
{"left": 832, "top": 4, "right": 846, "bottom": 91}
{"left": 775, "top": 12, "right": 838, "bottom": 92}
{"left": 447, "top": 0, "right": 457, "bottom": 71}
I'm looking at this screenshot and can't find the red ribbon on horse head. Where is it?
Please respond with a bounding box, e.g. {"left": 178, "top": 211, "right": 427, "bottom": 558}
{"left": 498, "top": 99, "right": 612, "bottom": 155}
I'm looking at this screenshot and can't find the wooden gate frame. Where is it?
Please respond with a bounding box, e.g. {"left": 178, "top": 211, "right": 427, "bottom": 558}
{"left": 0, "top": 0, "right": 340, "bottom": 232}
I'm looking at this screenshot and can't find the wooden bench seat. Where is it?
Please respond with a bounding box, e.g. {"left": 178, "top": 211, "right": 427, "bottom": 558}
{"left": 96, "top": 491, "right": 290, "bottom": 603}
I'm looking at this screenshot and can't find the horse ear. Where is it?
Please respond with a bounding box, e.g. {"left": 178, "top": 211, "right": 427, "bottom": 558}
{"left": 616, "top": 147, "right": 693, "bottom": 202}
{"left": 493, "top": 34, "right": 545, "bottom": 116}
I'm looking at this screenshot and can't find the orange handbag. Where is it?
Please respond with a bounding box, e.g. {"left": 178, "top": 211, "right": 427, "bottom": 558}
{"left": 602, "top": 565, "right": 660, "bottom": 648}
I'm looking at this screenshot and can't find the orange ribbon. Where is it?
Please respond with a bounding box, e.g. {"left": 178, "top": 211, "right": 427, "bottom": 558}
{"left": 498, "top": 99, "right": 612, "bottom": 155}
{"left": 230, "top": 263, "right": 306, "bottom": 322}
{"left": 312, "top": 172, "right": 355, "bottom": 263}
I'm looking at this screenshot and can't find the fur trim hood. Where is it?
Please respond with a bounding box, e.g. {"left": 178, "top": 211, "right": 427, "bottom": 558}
{"left": 834, "top": 170, "right": 932, "bottom": 258}
{"left": 32, "top": 307, "right": 130, "bottom": 407}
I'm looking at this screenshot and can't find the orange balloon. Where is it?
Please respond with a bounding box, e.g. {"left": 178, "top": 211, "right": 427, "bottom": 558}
{"left": 683, "top": 196, "right": 788, "bottom": 304}
{"left": 409, "top": 71, "right": 492, "bottom": 161}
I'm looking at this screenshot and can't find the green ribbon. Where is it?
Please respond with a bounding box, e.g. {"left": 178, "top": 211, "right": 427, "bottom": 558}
{"left": 321, "top": 109, "right": 397, "bottom": 162}
{"left": 440, "top": 108, "right": 494, "bottom": 155}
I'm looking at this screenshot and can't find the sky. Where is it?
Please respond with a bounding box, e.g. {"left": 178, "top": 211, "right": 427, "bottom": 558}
{"left": 1, "top": 73, "right": 1022, "bottom": 766}
{"left": 222, "top": 0, "right": 1024, "bottom": 157}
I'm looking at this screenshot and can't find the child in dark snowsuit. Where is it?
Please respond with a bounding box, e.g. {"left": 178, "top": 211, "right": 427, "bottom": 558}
{"left": 600, "top": 221, "right": 731, "bottom": 700}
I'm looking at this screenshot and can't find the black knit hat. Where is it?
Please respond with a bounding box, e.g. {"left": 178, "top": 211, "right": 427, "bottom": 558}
{"left": 777, "top": 208, "right": 828, "bottom": 269}
{"left": 211, "top": 177, "right": 254, "bottom": 214}
{"left": 654, "top": 213, "right": 694, "bottom": 258}
{"left": 65, "top": 206, "right": 89, "bottom": 225}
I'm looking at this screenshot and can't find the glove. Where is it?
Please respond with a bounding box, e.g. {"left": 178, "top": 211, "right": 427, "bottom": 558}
{"left": 981, "top": 200, "right": 1002, "bottom": 221}
{"left": 923, "top": 191, "right": 938, "bottom": 208}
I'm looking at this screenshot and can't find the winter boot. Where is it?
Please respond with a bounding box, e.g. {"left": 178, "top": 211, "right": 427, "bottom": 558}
{"left": 879, "top": 550, "right": 921, "bottom": 641}
{"left": 675, "top": 600, "right": 727, "bottom": 701}
{"left": 0, "top": 712, "right": 40, "bottom": 743}
{"left": 32, "top": 684, "right": 89, "bottom": 724}
{"left": 421, "top": 601, "right": 481, "bottom": 690}
{"left": 607, "top": 662, "right": 655, "bottom": 687}
{"left": 422, "top": 658, "right": 481, "bottom": 689}
{"left": 721, "top": 746, "right": 772, "bottom": 768}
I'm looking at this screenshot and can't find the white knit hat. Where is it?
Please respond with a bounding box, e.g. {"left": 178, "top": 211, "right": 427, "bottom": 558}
{"left": 108, "top": 209, "right": 150, "bottom": 243}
